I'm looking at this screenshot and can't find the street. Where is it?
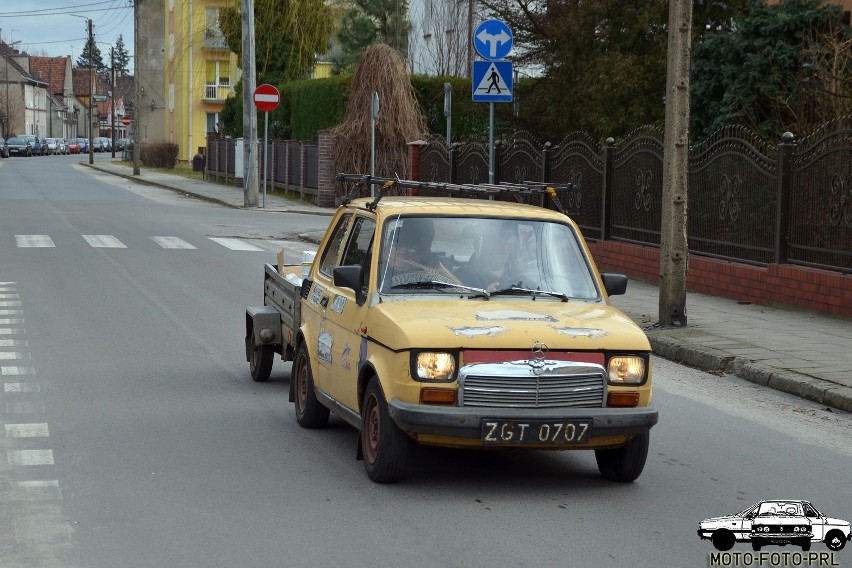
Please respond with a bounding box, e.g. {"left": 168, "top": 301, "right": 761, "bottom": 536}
{"left": 1, "top": 155, "right": 850, "bottom": 568}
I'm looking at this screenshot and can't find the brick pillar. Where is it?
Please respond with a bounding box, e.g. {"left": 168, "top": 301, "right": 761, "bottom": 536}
{"left": 299, "top": 141, "right": 307, "bottom": 200}
{"left": 407, "top": 140, "right": 427, "bottom": 195}
{"left": 317, "top": 129, "right": 336, "bottom": 208}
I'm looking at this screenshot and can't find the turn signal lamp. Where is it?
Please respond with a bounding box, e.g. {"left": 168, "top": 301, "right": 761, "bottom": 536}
{"left": 607, "top": 392, "right": 640, "bottom": 407}
{"left": 420, "top": 388, "right": 457, "bottom": 405}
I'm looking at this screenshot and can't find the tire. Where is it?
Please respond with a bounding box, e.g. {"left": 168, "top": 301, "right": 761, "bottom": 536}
{"left": 751, "top": 541, "right": 761, "bottom": 551}
{"left": 595, "top": 432, "right": 650, "bottom": 482}
{"left": 825, "top": 530, "right": 846, "bottom": 551}
{"left": 711, "top": 530, "right": 736, "bottom": 552}
{"left": 248, "top": 330, "right": 273, "bottom": 382}
{"left": 361, "top": 376, "right": 409, "bottom": 483}
{"left": 293, "top": 342, "right": 329, "bottom": 428}
{"left": 802, "top": 541, "right": 811, "bottom": 552}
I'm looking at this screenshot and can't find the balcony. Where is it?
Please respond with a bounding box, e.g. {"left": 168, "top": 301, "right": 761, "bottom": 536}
{"left": 203, "top": 29, "right": 229, "bottom": 50}
{"left": 204, "top": 83, "right": 233, "bottom": 103}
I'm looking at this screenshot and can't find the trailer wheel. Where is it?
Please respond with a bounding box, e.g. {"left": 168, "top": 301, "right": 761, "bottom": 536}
{"left": 293, "top": 342, "right": 329, "bottom": 428}
{"left": 248, "top": 330, "right": 273, "bottom": 382}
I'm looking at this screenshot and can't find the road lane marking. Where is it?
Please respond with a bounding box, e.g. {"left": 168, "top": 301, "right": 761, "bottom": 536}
{"left": 0, "top": 352, "right": 31, "bottom": 360}
{"left": 7, "top": 449, "right": 54, "bottom": 465}
{"left": 0, "top": 294, "right": 20, "bottom": 298}
{"left": 0, "top": 328, "right": 25, "bottom": 335}
{"left": 82, "top": 235, "right": 127, "bottom": 248}
{"left": 0, "top": 318, "right": 24, "bottom": 325}
{"left": 0, "top": 310, "right": 24, "bottom": 316}
{"left": 5, "top": 423, "right": 49, "bottom": 438}
{"left": 6, "top": 401, "right": 46, "bottom": 413}
{"left": 0, "top": 300, "right": 22, "bottom": 306}
{"left": 150, "top": 236, "right": 197, "bottom": 249}
{"left": 15, "top": 235, "right": 55, "bottom": 248}
{"left": 0, "top": 339, "right": 28, "bottom": 347}
{"left": 9, "top": 480, "right": 63, "bottom": 501}
{"left": 4, "top": 383, "right": 41, "bottom": 393}
{"left": 209, "top": 237, "right": 264, "bottom": 251}
{"left": 0, "top": 366, "right": 36, "bottom": 375}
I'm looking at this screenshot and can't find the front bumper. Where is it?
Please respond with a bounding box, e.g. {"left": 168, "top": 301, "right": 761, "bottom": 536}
{"left": 388, "top": 400, "right": 658, "bottom": 440}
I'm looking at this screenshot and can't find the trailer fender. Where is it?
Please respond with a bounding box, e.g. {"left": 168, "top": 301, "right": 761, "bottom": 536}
{"left": 245, "top": 306, "right": 283, "bottom": 362}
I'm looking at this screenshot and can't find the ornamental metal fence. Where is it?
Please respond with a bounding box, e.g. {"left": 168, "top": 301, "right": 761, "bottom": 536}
{"left": 417, "top": 117, "right": 852, "bottom": 273}
{"left": 206, "top": 138, "right": 318, "bottom": 197}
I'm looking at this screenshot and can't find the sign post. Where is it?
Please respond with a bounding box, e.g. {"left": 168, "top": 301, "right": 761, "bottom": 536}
{"left": 252, "top": 84, "right": 280, "bottom": 207}
{"left": 370, "top": 92, "right": 379, "bottom": 196}
{"left": 472, "top": 19, "right": 514, "bottom": 185}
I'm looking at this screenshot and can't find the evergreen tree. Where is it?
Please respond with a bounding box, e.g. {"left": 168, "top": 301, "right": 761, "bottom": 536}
{"left": 113, "top": 34, "right": 130, "bottom": 76}
{"left": 336, "top": 0, "right": 410, "bottom": 72}
{"left": 77, "top": 40, "right": 106, "bottom": 73}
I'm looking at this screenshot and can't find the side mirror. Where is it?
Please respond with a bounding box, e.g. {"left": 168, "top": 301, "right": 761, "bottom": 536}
{"left": 333, "top": 265, "right": 366, "bottom": 305}
{"left": 601, "top": 273, "right": 628, "bottom": 296}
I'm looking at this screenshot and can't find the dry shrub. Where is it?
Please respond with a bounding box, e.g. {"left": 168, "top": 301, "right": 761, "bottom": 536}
{"left": 140, "top": 142, "right": 180, "bottom": 169}
{"left": 332, "top": 44, "right": 426, "bottom": 198}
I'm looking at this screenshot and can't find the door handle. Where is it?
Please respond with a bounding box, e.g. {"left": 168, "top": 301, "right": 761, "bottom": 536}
{"left": 320, "top": 296, "right": 329, "bottom": 307}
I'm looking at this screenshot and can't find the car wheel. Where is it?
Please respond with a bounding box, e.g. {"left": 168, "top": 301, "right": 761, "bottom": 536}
{"left": 802, "top": 541, "right": 811, "bottom": 552}
{"left": 361, "top": 376, "right": 409, "bottom": 483}
{"left": 595, "top": 432, "right": 649, "bottom": 482}
{"left": 752, "top": 541, "right": 761, "bottom": 551}
{"left": 825, "top": 530, "right": 846, "bottom": 551}
{"left": 711, "top": 530, "right": 736, "bottom": 552}
{"left": 247, "top": 329, "right": 273, "bottom": 382}
{"left": 293, "top": 342, "right": 329, "bottom": 428}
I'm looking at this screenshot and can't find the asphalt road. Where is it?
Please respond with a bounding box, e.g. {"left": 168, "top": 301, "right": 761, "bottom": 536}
{"left": 1, "top": 155, "right": 850, "bottom": 568}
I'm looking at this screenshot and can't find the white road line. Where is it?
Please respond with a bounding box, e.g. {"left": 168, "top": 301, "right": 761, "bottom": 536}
{"left": 0, "top": 310, "right": 24, "bottom": 316}
{"left": 15, "top": 235, "right": 55, "bottom": 248}
{"left": 209, "top": 237, "right": 264, "bottom": 251}
{"left": 5, "top": 423, "right": 49, "bottom": 438}
{"left": 0, "top": 328, "right": 24, "bottom": 335}
{"left": 0, "top": 300, "right": 22, "bottom": 306}
{"left": 10, "top": 480, "right": 63, "bottom": 500}
{"left": 150, "top": 236, "right": 197, "bottom": 249}
{"left": 0, "top": 340, "right": 28, "bottom": 347}
{"left": 0, "top": 366, "right": 36, "bottom": 376}
{"left": 0, "top": 319, "right": 24, "bottom": 325}
{"left": 82, "top": 235, "right": 127, "bottom": 248}
{"left": 4, "top": 383, "right": 41, "bottom": 393}
{"left": 7, "top": 449, "right": 54, "bottom": 466}
{"left": 6, "top": 401, "right": 45, "bottom": 414}
{"left": 0, "top": 294, "right": 20, "bottom": 299}
{"left": 0, "top": 352, "right": 31, "bottom": 360}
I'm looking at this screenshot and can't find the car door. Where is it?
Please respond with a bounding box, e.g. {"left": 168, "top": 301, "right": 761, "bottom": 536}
{"left": 735, "top": 504, "right": 759, "bottom": 541}
{"left": 320, "top": 214, "right": 376, "bottom": 412}
{"left": 303, "top": 213, "right": 352, "bottom": 399}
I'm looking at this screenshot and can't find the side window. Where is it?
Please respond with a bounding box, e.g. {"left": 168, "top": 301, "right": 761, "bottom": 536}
{"left": 318, "top": 214, "right": 351, "bottom": 278}
{"left": 342, "top": 217, "right": 376, "bottom": 267}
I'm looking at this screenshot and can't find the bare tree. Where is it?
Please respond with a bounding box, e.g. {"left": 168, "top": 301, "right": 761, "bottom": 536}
{"left": 409, "top": 0, "right": 470, "bottom": 76}
{"left": 0, "top": 85, "right": 23, "bottom": 138}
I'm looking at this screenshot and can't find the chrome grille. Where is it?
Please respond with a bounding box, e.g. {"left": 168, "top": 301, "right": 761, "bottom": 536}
{"left": 459, "top": 361, "right": 606, "bottom": 408}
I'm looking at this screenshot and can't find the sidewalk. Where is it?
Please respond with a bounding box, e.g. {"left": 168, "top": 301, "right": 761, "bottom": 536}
{"left": 85, "top": 161, "right": 852, "bottom": 413}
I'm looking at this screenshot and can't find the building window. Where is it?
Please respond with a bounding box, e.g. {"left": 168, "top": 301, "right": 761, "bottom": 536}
{"left": 206, "top": 112, "right": 220, "bottom": 133}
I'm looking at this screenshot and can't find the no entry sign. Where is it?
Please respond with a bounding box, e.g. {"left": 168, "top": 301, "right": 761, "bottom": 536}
{"left": 253, "top": 84, "right": 280, "bottom": 112}
{"left": 121, "top": 115, "right": 132, "bottom": 126}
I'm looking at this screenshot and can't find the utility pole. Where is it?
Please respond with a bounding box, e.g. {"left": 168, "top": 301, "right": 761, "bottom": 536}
{"left": 88, "top": 18, "right": 94, "bottom": 165}
{"left": 111, "top": 46, "right": 116, "bottom": 158}
{"left": 132, "top": 0, "right": 140, "bottom": 175}
{"left": 659, "top": 0, "right": 692, "bottom": 327}
{"left": 241, "top": 0, "right": 259, "bottom": 207}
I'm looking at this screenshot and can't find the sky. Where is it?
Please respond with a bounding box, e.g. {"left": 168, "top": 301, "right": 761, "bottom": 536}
{"left": 0, "top": 0, "right": 134, "bottom": 67}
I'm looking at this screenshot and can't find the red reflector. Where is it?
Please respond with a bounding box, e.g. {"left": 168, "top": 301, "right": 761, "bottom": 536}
{"left": 607, "top": 392, "right": 640, "bottom": 407}
{"left": 420, "top": 388, "right": 456, "bottom": 405}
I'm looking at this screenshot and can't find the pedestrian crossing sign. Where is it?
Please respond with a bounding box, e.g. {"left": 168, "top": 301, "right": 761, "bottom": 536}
{"left": 472, "top": 60, "right": 513, "bottom": 103}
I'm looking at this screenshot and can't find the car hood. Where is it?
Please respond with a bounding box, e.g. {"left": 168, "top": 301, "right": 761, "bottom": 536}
{"left": 824, "top": 517, "right": 849, "bottom": 527}
{"left": 701, "top": 515, "right": 741, "bottom": 525}
{"left": 753, "top": 515, "right": 808, "bottom": 523}
{"left": 365, "top": 298, "right": 650, "bottom": 352}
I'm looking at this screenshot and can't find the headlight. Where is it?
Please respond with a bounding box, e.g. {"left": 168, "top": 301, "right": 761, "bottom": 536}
{"left": 607, "top": 355, "right": 646, "bottom": 384}
{"left": 415, "top": 352, "right": 456, "bottom": 381}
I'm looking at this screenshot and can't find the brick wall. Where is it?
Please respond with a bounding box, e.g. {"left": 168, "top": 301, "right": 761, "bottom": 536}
{"left": 587, "top": 241, "right": 852, "bottom": 318}
{"left": 317, "top": 129, "right": 336, "bottom": 208}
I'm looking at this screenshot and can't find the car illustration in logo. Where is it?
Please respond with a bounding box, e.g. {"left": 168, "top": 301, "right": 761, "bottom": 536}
{"left": 698, "top": 500, "right": 850, "bottom": 552}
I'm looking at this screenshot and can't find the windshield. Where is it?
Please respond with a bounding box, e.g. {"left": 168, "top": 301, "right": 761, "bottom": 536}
{"left": 377, "top": 215, "right": 599, "bottom": 299}
{"left": 757, "top": 502, "right": 803, "bottom": 516}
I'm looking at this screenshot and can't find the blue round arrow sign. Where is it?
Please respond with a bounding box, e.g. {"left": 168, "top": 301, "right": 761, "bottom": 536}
{"left": 473, "top": 19, "right": 513, "bottom": 60}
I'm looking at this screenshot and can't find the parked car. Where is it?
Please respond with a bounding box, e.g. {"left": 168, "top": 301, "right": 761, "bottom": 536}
{"left": 0, "top": 137, "right": 9, "bottom": 158}
{"left": 93, "top": 137, "right": 111, "bottom": 152}
{"left": 67, "top": 139, "right": 80, "bottom": 154}
{"left": 76, "top": 137, "right": 88, "bottom": 153}
{"left": 45, "top": 138, "right": 61, "bottom": 155}
{"left": 6, "top": 136, "right": 34, "bottom": 157}
{"left": 58, "top": 139, "right": 68, "bottom": 154}
{"left": 116, "top": 138, "right": 130, "bottom": 151}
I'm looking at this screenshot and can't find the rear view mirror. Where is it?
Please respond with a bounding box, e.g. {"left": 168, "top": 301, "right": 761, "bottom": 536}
{"left": 601, "top": 273, "right": 628, "bottom": 296}
{"left": 333, "top": 265, "right": 366, "bottom": 305}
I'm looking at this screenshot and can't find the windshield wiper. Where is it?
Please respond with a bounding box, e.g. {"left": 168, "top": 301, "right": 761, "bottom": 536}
{"left": 490, "top": 286, "right": 569, "bottom": 302}
{"left": 390, "top": 280, "right": 491, "bottom": 299}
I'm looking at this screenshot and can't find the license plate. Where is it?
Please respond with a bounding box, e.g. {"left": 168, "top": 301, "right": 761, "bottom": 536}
{"left": 481, "top": 419, "right": 592, "bottom": 446}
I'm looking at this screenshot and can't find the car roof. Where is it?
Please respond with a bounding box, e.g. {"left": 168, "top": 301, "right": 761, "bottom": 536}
{"left": 346, "top": 196, "right": 572, "bottom": 223}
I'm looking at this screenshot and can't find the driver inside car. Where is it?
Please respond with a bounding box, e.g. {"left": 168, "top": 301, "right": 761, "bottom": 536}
{"left": 380, "top": 218, "right": 459, "bottom": 289}
{"left": 456, "top": 221, "right": 518, "bottom": 292}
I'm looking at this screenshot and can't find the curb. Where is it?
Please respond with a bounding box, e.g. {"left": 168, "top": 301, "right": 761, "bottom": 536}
{"left": 647, "top": 333, "right": 852, "bottom": 413}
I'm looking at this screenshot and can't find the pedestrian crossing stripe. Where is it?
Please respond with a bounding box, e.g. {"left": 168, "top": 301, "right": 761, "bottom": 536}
{"left": 472, "top": 60, "right": 513, "bottom": 103}
{"left": 83, "top": 235, "right": 127, "bottom": 248}
{"left": 9, "top": 235, "right": 266, "bottom": 251}
{"left": 208, "top": 237, "right": 265, "bottom": 251}
{"left": 149, "top": 236, "right": 196, "bottom": 249}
